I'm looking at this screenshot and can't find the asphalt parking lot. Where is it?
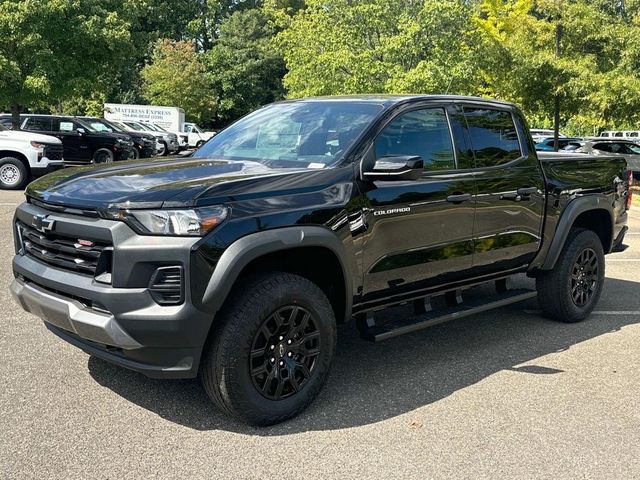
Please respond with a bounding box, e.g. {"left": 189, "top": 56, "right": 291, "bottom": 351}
{"left": 1, "top": 188, "right": 639, "bottom": 479}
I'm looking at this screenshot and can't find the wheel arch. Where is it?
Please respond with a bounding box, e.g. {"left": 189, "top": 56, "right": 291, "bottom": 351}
{"left": 200, "top": 226, "right": 353, "bottom": 326}
{"left": 0, "top": 150, "right": 29, "bottom": 168}
{"left": 541, "top": 195, "right": 614, "bottom": 270}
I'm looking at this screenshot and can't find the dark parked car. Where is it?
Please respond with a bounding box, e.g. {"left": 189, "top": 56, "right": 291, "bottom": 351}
{"left": 10, "top": 95, "right": 630, "bottom": 426}
{"left": 80, "top": 117, "right": 156, "bottom": 159}
{"left": 0, "top": 114, "right": 135, "bottom": 164}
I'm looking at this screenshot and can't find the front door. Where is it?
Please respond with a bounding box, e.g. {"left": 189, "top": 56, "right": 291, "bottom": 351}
{"left": 359, "top": 105, "right": 477, "bottom": 303}
{"left": 52, "top": 118, "right": 89, "bottom": 162}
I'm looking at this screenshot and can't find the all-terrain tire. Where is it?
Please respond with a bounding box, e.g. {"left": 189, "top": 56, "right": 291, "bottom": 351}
{"left": 536, "top": 228, "right": 605, "bottom": 322}
{"left": 200, "top": 272, "right": 337, "bottom": 426}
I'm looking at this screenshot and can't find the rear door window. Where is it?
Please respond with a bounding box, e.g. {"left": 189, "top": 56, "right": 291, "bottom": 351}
{"left": 24, "top": 117, "right": 53, "bottom": 132}
{"left": 463, "top": 108, "right": 522, "bottom": 167}
{"left": 375, "top": 108, "right": 456, "bottom": 171}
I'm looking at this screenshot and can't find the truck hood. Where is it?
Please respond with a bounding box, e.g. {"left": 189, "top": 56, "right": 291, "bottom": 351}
{"left": 25, "top": 157, "right": 316, "bottom": 210}
{"left": 0, "top": 130, "right": 62, "bottom": 144}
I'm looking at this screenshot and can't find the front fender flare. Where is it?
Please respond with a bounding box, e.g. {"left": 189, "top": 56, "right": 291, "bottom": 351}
{"left": 201, "top": 226, "right": 353, "bottom": 323}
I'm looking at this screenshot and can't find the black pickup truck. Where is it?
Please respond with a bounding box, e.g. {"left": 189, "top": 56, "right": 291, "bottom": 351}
{"left": 10, "top": 96, "right": 630, "bottom": 425}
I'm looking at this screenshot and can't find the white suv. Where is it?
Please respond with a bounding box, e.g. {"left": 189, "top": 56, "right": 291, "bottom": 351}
{"left": 0, "top": 124, "right": 64, "bottom": 189}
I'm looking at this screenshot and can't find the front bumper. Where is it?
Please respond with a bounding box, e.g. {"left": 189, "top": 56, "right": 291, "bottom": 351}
{"left": 11, "top": 201, "right": 213, "bottom": 378}
{"left": 11, "top": 278, "right": 142, "bottom": 349}
{"left": 31, "top": 162, "right": 64, "bottom": 178}
{"left": 115, "top": 148, "right": 132, "bottom": 161}
{"left": 167, "top": 139, "right": 179, "bottom": 153}
{"left": 138, "top": 144, "right": 156, "bottom": 158}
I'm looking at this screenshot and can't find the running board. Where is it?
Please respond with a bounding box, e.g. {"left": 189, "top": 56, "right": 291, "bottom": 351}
{"left": 361, "top": 288, "right": 537, "bottom": 342}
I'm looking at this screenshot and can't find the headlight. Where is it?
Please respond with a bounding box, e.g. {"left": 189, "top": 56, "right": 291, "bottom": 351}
{"left": 110, "top": 206, "right": 228, "bottom": 236}
{"left": 30, "top": 141, "right": 46, "bottom": 149}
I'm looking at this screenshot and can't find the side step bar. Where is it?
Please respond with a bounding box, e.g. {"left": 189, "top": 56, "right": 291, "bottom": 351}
{"left": 360, "top": 288, "right": 537, "bottom": 343}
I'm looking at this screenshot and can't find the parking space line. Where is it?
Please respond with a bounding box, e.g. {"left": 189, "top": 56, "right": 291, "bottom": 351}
{"left": 524, "top": 309, "right": 640, "bottom": 315}
{"left": 0, "top": 203, "right": 19, "bottom": 206}
{"left": 606, "top": 258, "right": 640, "bottom": 261}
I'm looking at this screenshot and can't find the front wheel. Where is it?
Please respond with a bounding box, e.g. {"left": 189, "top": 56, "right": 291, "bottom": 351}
{"left": 0, "top": 158, "right": 29, "bottom": 189}
{"left": 93, "top": 149, "right": 114, "bottom": 164}
{"left": 536, "top": 228, "right": 605, "bottom": 322}
{"left": 200, "top": 272, "right": 336, "bottom": 426}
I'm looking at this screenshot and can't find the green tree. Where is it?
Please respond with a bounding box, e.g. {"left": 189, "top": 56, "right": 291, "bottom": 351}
{"left": 273, "top": 0, "right": 479, "bottom": 98}
{"left": 205, "top": 8, "right": 286, "bottom": 125}
{"left": 141, "top": 39, "right": 216, "bottom": 123}
{"left": 0, "top": 0, "right": 131, "bottom": 128}
{"left": 475, "top": 0, "right": 640, "bottom": 140}
{"left": 186, "top": 0, "right": 260, "bottom": 51}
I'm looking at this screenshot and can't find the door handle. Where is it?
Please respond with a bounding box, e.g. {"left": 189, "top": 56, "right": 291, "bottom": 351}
{"left": 446, "top": 193, "right": 471, "bottom": 203}
{"left": 517, "top": 187, "right": 538, "bottom": 195}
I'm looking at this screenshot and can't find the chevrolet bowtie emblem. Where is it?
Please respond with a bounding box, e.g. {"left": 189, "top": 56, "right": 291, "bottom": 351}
{"left": 32, "top": 214, "right": 55, "bottom": 233}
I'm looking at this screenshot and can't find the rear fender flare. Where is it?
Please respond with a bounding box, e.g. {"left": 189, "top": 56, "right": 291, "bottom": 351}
{"left": 541, "top": 195, "right": 614, "bottom": 270}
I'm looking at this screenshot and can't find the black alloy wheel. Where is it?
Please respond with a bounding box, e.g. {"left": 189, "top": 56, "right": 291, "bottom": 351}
{"left": 536, "top": 228, "right": 604, "bottom": 322}
{"left": 250, "top": 305, "right": 321, "bottom": 401}
{"left": 570, "top": 247, "right": 599, "bottom": 307}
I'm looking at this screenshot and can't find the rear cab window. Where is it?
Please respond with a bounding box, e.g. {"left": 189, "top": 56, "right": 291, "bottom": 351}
{"left": 463, "top": 108, "right": 522, "bottom": 167}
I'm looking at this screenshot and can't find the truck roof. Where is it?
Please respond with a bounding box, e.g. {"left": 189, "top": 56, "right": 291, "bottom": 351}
{"left": 283, "top": 94, "right": 517, "bottom": 108}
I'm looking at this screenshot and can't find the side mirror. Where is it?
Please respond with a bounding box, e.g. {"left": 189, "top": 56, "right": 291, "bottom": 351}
{"left": 363, "top": 155, "right": 424, "bottom": 181}
{"left": 77, "top": 128, "right": 86, "bottom": 135}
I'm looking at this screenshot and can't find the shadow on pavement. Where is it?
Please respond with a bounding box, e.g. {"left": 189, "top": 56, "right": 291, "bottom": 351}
{"left": 88, "top": 276, "right": 640, "bottom": 435}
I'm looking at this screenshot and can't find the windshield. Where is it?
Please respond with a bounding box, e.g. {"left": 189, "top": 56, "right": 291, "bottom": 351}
{"left": 74, "top": 118, "right": 98, "bottom": 132}
{"left": 143, "top": 123, "right": 166, "bottom": 132}
{"left": 100, "top": 119, "right": 126, "bottom": 133}
{"left": 125, "top": 121, "right": 149, "bottom": 131}
{"left": 194, "top": 101, "right": 383, "bottom": 168}
{"left": 627, "top": 143, "right": 640, "bottom": 154}
{"left": 85, "top": 119, "right": 115, "bottom": 133}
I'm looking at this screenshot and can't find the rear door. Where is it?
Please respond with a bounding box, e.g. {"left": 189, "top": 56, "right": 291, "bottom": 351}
{"left": 360, "top": 104, "right": 477, "bottom": 301}
{"left": 461, "top": 105, "right": 545, "bottom": 274}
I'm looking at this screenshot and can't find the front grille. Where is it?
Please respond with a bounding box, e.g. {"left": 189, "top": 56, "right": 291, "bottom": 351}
{"left": 17, "top": 221, "right": 112, "bottom": 277}
{"left": 43, "top": 144, "right": 64, "bottom": 160}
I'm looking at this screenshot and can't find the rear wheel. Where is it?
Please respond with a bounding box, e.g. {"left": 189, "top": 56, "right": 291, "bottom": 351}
{"left": 159, "top": 141, "right": 168, "bottom": 156}
{"left": 93, "top": 149, "right": 114, "bottom": 164}
{"left": 0, "top": 157, "right": 29, "bottom": 189}
{"left": 200, "top": 272, "right": 336, "bottom": 426}
{"left": 195, "top": 140, "right": 205, "bottom": 149}
{"left": 536, "top": 228, "right": 604, "bottom": 322}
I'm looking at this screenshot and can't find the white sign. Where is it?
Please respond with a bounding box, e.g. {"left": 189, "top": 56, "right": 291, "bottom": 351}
{"left": 104, "top": 103, "right": 185, "bottom": 131}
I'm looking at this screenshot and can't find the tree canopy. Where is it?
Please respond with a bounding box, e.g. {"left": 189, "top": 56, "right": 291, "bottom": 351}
{"left": 2, "top": 0, "right": 640, "bottom": 134}
{"left": 0, "top": 0, "right": 131, "bottom": 126}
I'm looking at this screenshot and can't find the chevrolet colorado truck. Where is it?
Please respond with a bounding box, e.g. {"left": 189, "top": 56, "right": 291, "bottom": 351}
{"left": 10, "top": 96, "right": 630, "bottom": 425}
